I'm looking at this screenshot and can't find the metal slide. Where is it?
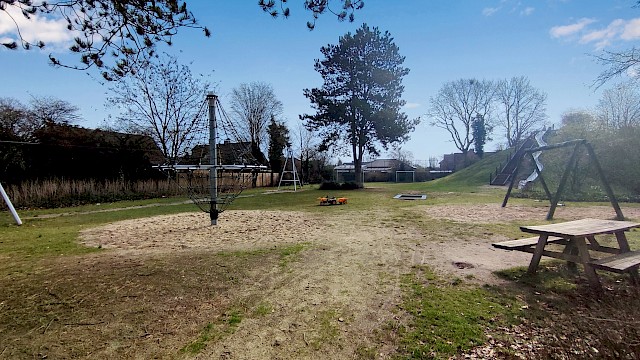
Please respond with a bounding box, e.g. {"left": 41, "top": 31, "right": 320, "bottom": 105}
{"left": 518, "top": 130, "right": 548, "bottom": 189}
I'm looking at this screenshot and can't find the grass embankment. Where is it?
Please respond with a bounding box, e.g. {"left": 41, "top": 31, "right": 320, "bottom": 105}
{"left": 2, "top": 162, "right": 640, "bottom": 358}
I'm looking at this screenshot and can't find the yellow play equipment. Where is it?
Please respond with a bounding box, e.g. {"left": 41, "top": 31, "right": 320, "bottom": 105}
{"left": 318, "top": 196, "right": 348, "bottom": 206}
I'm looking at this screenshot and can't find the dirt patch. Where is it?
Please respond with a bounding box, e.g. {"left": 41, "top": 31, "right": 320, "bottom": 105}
{"left": 10, "top": 203, "right": 638, "bottom": 359}
{"left": 414, "top": 203, "right": 640, "bottom": 223}
{"left": 77, "top": 210, "right": 417, "bottom": 359}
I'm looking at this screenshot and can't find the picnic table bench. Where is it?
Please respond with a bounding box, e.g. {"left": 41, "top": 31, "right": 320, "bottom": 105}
{"left": 493, "top": 218, "right": 640, "bottom": 290}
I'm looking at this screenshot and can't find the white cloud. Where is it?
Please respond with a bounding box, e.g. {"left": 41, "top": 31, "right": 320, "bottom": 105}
{"left": 404, "top": 102, "right": 421, "bottom": 109}
{"left": 549, "top": 18, "right": 596, "bottom": 38}
{"left": 482, "top": 7, "right": 500, "bottom": 17}
{"left": 551, "top": 17, "right": 640, "bottom": 49}
{"left": 621, "top": 18, "right": 640, "bottom": 40}
{"left": 0, "top": 6, "right": 73, "bottom": 50}
{"left": 521, "top": 7, "right": 535, "bottom": 16}
{"left": 579, "top": 19, "right": 624, "bottom": 49}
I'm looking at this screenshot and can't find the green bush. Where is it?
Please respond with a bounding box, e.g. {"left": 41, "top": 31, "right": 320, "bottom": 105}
{"left": 318, "top": 181, "right": 359, "bottom": 190}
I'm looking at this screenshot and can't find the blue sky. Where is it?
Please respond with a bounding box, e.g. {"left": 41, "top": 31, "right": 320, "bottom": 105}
{"left": 2, "top": 0, "right": 640, "bottom": 162}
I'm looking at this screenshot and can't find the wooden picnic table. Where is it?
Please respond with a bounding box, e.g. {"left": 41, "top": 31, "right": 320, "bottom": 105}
{"left": 493, "top": 218, "right": 640, "bottom": 290}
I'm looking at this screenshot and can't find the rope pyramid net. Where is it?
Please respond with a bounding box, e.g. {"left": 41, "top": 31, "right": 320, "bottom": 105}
{"left": 159, "top": 94, "right": 266, "bottom": 225}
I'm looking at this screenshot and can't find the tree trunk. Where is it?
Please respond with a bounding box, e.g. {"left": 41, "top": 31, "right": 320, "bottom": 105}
{"left": 354, "top": 142, "right": 364, "bottom": 188}
{"left": 354, "top": 159, "right": 363, "bottom": 188}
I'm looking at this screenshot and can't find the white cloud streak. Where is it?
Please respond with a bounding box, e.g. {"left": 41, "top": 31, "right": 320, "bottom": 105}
{"left": 549, "top": 18, "right": 596, "bottom": 38}
{"left": 551, "top": 17, "right": 640, "bottom": 50}
{"left": 521, "top": 7, "right": 535, "bottom": 16}
{"left": 403, "top": 102, "right": 422, "bottom": 109}
{"left": 482, "top": 7, "right": 500, "bottom": 17}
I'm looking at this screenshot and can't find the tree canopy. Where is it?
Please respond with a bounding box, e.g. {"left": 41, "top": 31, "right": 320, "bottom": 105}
{"left": 428, "top": 79, "right": 495, "bottom": 155}
{"left": 1, "top": 0, "right": 365, "bottom": 80}
{"left": 229, "top": 81, "right": 282, "bottom": 165}
{"left": 302, "top": 23, "right": 417, "bottom": 187}
{"left": 495, "top": 76, "right": 547, "bottom": 147}
{"left": 267, "top": 116, "right": 290, "bottom": 175}
{"left": 592, "top": 1, "right": 640, "bottom": 87}
{"left": 596, "top": 80, "right": 640, "bottom": 129}
{"left": 259, "top": 0, "right": 365, "bottom": 29}
{"left": 107, "top": 54, "right": 211, "bottom": 162}
{"left": 1, "top": 0, "right": 209, "bottom": 80}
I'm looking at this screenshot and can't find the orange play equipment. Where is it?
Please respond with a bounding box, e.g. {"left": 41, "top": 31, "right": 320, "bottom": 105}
{"left": 318, "top": 196, "right": 348, "bottom": 206}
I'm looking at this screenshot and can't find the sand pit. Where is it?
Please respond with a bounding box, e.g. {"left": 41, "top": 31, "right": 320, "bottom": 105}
{"left": 75, "top": 204, "right": 640, "bottom": 358}
{"left": 81, "top": 210, "right": 327, "bottom": 253}
{"left": 80, "top": 204, "right": 640, "bottom": 286}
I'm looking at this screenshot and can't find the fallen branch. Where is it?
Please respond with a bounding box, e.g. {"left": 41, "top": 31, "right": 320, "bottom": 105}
{"left": 43, "top": 317, "right": 56, "bottom": 334}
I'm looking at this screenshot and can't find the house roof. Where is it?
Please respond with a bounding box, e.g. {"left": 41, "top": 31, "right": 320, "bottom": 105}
{"left": 35, "top": 123, "right": 165, "bottom": 164}
{"left": 184, "top": 141, "right": 263, "bottom": 165}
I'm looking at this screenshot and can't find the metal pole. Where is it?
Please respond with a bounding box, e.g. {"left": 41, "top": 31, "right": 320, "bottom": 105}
{"left": 0, "top": 182, "right": 22, "bottom": 225}
{"left": 207, "top": 93, "right": 219, "bottom": 226}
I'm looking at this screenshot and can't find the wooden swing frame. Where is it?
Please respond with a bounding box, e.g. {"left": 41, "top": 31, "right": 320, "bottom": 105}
{"left": 501, "top": 139, "right": 624, "bottom": 221}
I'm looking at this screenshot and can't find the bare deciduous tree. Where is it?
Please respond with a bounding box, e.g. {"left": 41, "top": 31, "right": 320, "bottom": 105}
{"left": 594, "top": 48, "right": 640, "bottom": 88}
{"left": 229, "top": 82, "right": 283, "bottom": 157}
{"left": 108, "top": 54, "right": 211, "bottom": 161}
{"left": 428, "top": 78, "right": 495, "bottom": 155}
{"left": 596, "top": 81, "right": 640, "bottom": 129}
{"left": 29, "top": 96, "right": 81, "bottom": 126}
{"left": 389, "top": 144, "right": 413, "bottom": 165}
{"left": 0, "top": 97, "right": 33, "bottom": 140}
{"left": 496, "top": 76, "right": 547, "bottom": 147}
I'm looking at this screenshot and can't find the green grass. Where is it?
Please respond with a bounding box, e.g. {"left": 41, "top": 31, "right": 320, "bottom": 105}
{"left": 279, "top": 242, "right": 309, "bottom": 267}
{"left": 3, "top": 160, "right": 640, "bottom": 359}
{"left": 426, "top": 150, "right": 511, "bottom": 191}
{"left": 180, "top": 311, "right": 242, "bottom": 355}
{"left": 181, "top": 323, "right": 216, "bottom": 354}
{"left": 253, "top": 302, "right": 273, "bottom": 317}
{"left": 15, "top": 196, "right": 192, "bottom": 218}
{"left": 0, "top": 201, "right": 198, "bottom": 262}
{"left": 396, "top": 266, "right": 521, "bottom": 359}
{"left": 310, "top": 309, "right": 341, "bottom": 350}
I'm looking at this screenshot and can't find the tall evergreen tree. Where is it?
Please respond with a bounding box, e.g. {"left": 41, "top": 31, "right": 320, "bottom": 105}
{"left": 472, "top": 115, "right": 487, "bottom": 158}
{"left": 267, "top": 116, "right": 290, "bottom": 175}
{"left": 302, "top": 23, "right": 417, "bottom": 188}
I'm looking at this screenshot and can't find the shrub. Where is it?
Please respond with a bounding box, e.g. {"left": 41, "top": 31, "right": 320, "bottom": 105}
{"left": 319, "top": 181, "right": 341, "bottom": 190}
{"left": 318, "top": 181, "right": 360, "bottom": 191}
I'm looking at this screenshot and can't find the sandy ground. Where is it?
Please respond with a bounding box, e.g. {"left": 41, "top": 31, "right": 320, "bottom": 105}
{"left": 78, "top": 203, "right": 640, "bottom": 359}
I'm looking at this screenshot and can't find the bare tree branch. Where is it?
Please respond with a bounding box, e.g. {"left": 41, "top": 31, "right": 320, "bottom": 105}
{"left": 593, "top": 48, "right": 640, "bottom": 89}
{"left": 107, "top": 54, "right": 211, "bottom": 161}
{"left": 258, "top": 0, "right": 364, "bottom": 29}
{"left": 1, "top": 0, "right": 210, "bottom": 80}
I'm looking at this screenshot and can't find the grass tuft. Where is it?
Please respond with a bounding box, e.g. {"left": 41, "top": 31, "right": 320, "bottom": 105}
{"left": 396, "top": 266, "right": 521, "bottom": 359}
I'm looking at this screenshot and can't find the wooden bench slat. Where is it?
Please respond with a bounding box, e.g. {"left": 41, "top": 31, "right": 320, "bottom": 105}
{"left": 492, "top": 236, "right": 564, "bottom": 250}
{"left": 591, "top": 251, "right": 640, "bottom": 273}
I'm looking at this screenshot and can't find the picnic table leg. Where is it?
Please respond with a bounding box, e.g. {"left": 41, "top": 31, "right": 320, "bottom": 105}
{"left": 527, "top": 235, "right": 549, "bottom": 275}
{"left": 574, "top": 236, "right": 602, "bottom": 291}
{"left": 615, "top": 232, "right": 640, "bottom": 284}
{"left": 562, "top": 239, "right": 578, "bottom": 273}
